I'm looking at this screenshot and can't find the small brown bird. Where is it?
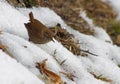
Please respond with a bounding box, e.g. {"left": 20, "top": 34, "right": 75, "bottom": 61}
{"left": 24, "top": 12, "right": 55, "bottom": 44}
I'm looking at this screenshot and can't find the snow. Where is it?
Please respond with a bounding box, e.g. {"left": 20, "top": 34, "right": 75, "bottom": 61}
{"left": 80, "top": 10, "right": 113, "bottom": 43}
{"left": 0, "top": 0, "right": 28, "bottom": 39}
{"left": 80, "top": 11, "right": 94, "bottom": 28}
{"left": 18, "top": 7, "right": 65, "bottom": 27}
{"left": 0, "top": 0, "right": 120, "bottom": 84}
{"left": 94, "top": 26, "right": 113, "bottom": 43}
{"left": 0, "top": 50, "right": 44, "bottom": 84}
{"left": 0, "top": 32, "right": 76, "bottom": 84}
{"left": 60, "top": 24, "right": 120, "bottom": 84}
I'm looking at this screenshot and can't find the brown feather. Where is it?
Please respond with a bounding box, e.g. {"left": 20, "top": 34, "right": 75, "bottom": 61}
{"left": 29, "top": 12, "right": 34, "bottom": 23}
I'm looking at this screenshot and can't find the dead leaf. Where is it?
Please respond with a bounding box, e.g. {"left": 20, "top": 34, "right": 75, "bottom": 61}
{"left": 36, "top": 59, "right": 65, "bottom": 84}
{"left": 0, "top": 43, "right": 7, "bottom": 52}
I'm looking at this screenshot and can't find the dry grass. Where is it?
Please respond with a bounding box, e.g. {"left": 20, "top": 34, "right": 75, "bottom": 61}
{"left": 7, "top": 0, "right": 120, "bottom": 46}
{"left": 80, "top": 0, "right": 117, "bottom": 29}
{"left": 50, "top": 24, "right": 97, "bottom": 56}
{"left": 107, "top": 20, "right": 120, "bottom": 46}
{"left": 90, "top": 72, "right": 113, "bottom": 83}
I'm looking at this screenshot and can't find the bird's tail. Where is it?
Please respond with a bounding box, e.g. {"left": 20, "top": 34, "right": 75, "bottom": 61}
{"left": 29, "top": 12, "right": 34, "bottom": 23}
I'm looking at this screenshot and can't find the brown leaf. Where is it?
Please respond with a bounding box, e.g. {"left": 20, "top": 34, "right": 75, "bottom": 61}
{"left": 0, "top": 43, "right": 7, "bottom": 51}
{"left": 36, "top": 59, "right": 65, "bottom": 84}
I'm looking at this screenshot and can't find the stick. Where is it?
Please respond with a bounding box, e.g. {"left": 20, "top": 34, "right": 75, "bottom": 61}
{"left": 80, "top": 49, "right": 98, "bottom": 56}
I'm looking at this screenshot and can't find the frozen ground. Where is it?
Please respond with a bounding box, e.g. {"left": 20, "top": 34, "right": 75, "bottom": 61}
{"left": 0, "top": 0, "right": 120, "bottom": 84}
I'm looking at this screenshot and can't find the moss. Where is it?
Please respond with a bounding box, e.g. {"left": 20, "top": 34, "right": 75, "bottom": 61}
{"left": 118, "top": 65, "right": 120, "bottom": 68}
{"left": 23, "top": 0, "right": 38, "bottom": 8}
{"left": 109, "top": 20, "right": 120, "bottom": 34}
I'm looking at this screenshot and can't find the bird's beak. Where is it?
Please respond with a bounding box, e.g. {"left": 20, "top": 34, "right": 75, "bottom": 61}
{"left": 51, "top": 38, "right": 55, "bottom": 43}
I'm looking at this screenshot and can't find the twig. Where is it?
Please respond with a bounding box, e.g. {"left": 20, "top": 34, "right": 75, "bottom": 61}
{"left": 80, "top": 49, "right": 98, "bottom": 56}
{"left": 60, "top": 71, "right": 76, "bottom": 81}
{"left": 60, "top": 59, "right": 67, "bottom": 65}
